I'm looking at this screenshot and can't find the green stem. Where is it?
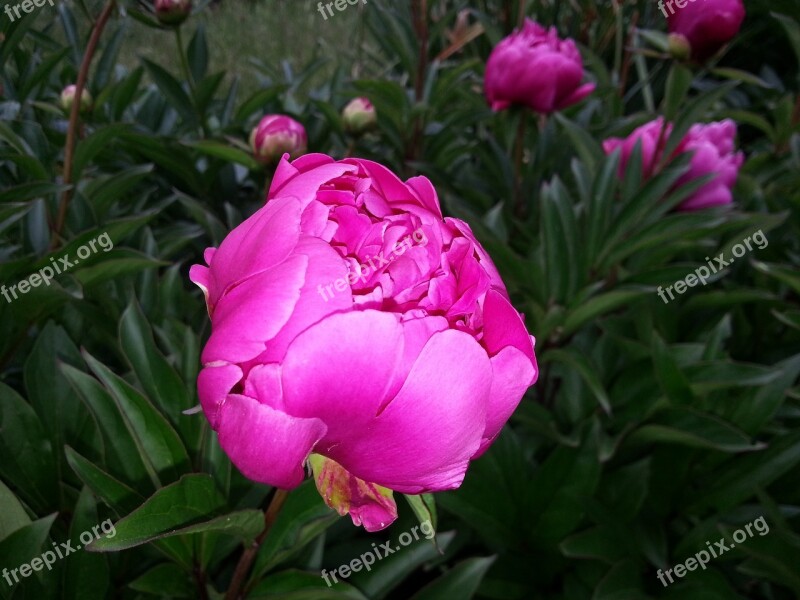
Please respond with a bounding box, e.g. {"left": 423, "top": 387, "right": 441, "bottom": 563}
{"left": 51, "top": 0, "right": 116, "bottom": 250}
{"left": 225, "top": 489, "right": 290, "bottom": 600}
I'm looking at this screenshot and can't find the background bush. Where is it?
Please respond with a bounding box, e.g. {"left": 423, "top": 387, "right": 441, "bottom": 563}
{"left": 1, "top": 0, "right": 799, "bottom": 598}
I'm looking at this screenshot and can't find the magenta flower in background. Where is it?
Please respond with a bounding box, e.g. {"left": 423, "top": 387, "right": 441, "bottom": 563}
{"left": 484, "top": 19, "right": 595, "bottom": 114}
{"left": 666, "top": 0, "right": 745, "bottom": 62}
{"left": 602, "top": 117, "right": 744, "bottom": 211}
{"left": 250, "top": 115, "right": 308, "bottom": 165}
{"left": 190, "top": 154, "right": 538, "bottom": 531}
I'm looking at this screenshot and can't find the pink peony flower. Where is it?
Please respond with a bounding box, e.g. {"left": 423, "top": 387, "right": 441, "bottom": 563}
{"left": 250, "top": 115, "right": 308, "bottom": 165}
{"left": 154, "top": 0, "right": 192, "bottom": 26}
{"left": 666, "top": 0, "right": 745, "bottom": 62}
{"left": 484, "top": 19, "right": 595, "bottom": 114}
{"left": 190, "top": 154, "right": 538, "bottom": 530}
{"left": 602, "top": 117, "right": 744, "bottom": 211}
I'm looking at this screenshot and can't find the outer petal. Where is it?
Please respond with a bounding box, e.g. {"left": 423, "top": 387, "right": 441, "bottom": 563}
{"left": 473, "top": 345, "right": 538, "bottom": 458}
{"left": 202, "top": 255, "right": 308, "bottom": 364}
{"left": 197, "top": 363, "right": 243, "bottom": 429}
{"left": 482, "top": 289, "right": 536, "bottom": 362}
{"left": 334, "top": 329, "right": 492, "bottom": 494}
{"left": 207, "top": 196, "right": 302, "bottom": 309}
{"left": 281, "top": 311, "right": 404, "bottom": 448}
{"left": 217, "top": 394, "right": 327, "bottom": 489}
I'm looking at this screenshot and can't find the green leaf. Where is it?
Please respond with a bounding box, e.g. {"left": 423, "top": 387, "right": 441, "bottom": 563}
{"left": 349, "top": 531, "right": 454, "bottom": 600}
{"left": 631, "top": 408, "right": 761, "bottom": 452}
{"left": 129, "top": 564, "right": 196, "bottom": 598}
{"left": 0, "top": 514, "right": 57, "bottom": 584}
{"left": 0, "top": 382, "right": 58, "bottom": 511}
{"left": 24, "top": 323, "right": 98, "bottom": 475}
{"left": 563, "top": 288, "right": 650, "bottom": 335}
{"left": 651, "top": 334, "right": 695, "bottom": 405}
{"left": 0, "top": 181, "right": 70, "bottom": 204}
{"left": 248, "top": 570, "right": 368, "bottom": 599}
{"left": 663, "top": 63, "right": 693, "bottom": 121}
{"left": 544, "top": 349, "right": 612, "bottom": 415}
{"left": 72, "top": 124, "right": 131, "bottom": 180}
{"left": 119, "top": 300, "right": 193, "bottom": 427}
{"left": 187, "top": 140, "right": 260, "bottom": 170}
{"left": 82, "top": 350, "right": 190, "bottom": 487}
{"left": 0, "top": 480, "right": 31, "bottom": 542}
{"left": 61, "top": 364, "right": 152, "bottom": 487}
{"left": 404, "top": 494, "right": 437, "bottom": 532}
{"left": 64, "top": 488, "right": 110, "bottom": 600}
{"left": 527, "top": 440, "right": 602, "bottom": 546}
{"left": 187, "top": 24, "right": 209, "bottom": 82}
{"left": 64, "top": 446, "right": 145, "bottom": 516}
{"left": 141, "top": 58, "right": 196, "bottom": 123}
{"left": 86, "top": 474, "right": 227, "bottom": 552}
{"left": 409, "top": 556, "right": 495, "bottom": 599}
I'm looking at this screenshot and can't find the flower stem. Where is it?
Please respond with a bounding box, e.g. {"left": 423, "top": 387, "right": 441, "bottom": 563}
{"left": 50, "top": 0, "right": 115, "bottom": 250}
{"left": 224, "top": 489, "right": 289, "bottom": 600}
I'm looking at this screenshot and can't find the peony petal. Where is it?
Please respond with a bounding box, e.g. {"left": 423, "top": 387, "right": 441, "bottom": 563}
{"left": 473, "top": 345, "right": 538, "bottom": 457}
{"left": 482, "top": 289, "right": 536, "bottom": 361}
{"left": 197, "top": 362, "right": 243, "bottom": 429}
{"left": 217, "top": 394, "right": 326, "bottom": 489}
{"left": 208, "top": 196, "right": 303, "bottom": 308}
{"left": 334, "top": 329, "right": 491, "bottom": 494}
{"left": 281, "top": 310, "right": 405, "bottom": 449}
{"left": 202, "top": 255, "right": 308, "bottom": 364}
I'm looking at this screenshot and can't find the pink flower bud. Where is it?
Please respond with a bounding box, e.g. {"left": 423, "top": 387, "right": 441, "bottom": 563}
{"left": 59, "top": 85, "right": 92, "bottom": 113}
{"left": 666, "top": 0, "right": 745, "bottom": 62}
{"left": 342, "top": 97, "right": 377, "bottom": 134}
{"left": 154, "top": 0, "right": 192, "bottom": 26}
{"left": 249, "top": 115, "right": 308, "bottom": 164}
{"left": 484, "top": 19, "right": 595, "bottom": 114}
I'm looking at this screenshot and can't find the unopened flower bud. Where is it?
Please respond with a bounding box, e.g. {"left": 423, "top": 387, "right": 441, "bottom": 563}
{"left": 155, "top": 0, "right": 192, "bottom": 26}
{"left": 250, "top": 115, "right": 308, "bottom": 164}
{"left": 342, "top": 97, "right": 377, "bottom": 135}
{"left": 60, "top": 85, "right": 92, "bottom": 113}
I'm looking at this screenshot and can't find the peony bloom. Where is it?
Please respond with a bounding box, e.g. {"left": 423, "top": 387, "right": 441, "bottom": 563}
{"left": 342, "top": 97, "right": 377, "bottom": 134}
{"left": 666, "top": 0, "right": 745, "bottom": 62}
{"left": 484, "top": 19, "right": 595, "bottom": 114}
{"left": 602, "top": 117, "right": 744, "bottom": 211}
{"left": 250, "top": 115, "right": 308, "bottom": 165}
{"left": 190, "top": 154, "right": 538, "bottom": 531}
{"left": 154, "top": 0, "right": 192, "bottom": 26}
{"left": 59, "top": 85, "right": 92, "bottom": 113}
